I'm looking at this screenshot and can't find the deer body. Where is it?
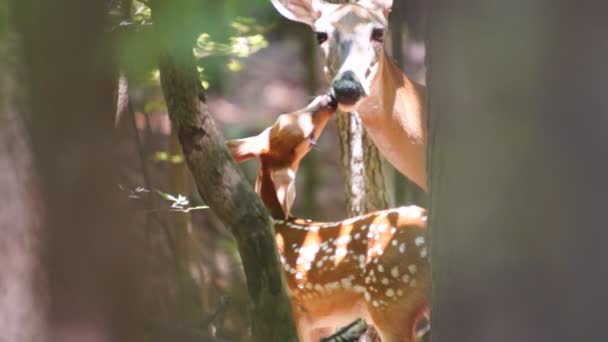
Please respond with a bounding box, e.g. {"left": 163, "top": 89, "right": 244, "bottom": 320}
{"left": 227, "top": 95, "right": 429, "bottom": 341}
{"left": 357, "top": 51, "right": 427, "bottom": 190}
{"left": 274, "top": 208, "right": 429, "bottom": 342}
{"left": 271, "top": 0, "right": 428, "bottom": 190}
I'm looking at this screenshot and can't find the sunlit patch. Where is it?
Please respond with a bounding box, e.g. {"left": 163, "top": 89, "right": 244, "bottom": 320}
{"left": 365, "top": 214, "right": 394, "bottom": 263}
{"left": 275, "top": 233, "right": 285, "bottom": 255}
{"left": 295, "top": 230, "right": 322, "bottom": 282}
{"left": 333, "top": 222, "right": 354, "bottom": 266}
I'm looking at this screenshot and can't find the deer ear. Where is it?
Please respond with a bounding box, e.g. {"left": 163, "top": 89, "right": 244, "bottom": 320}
{"left": 271, "top": 0, "right": 326, "bottom": 26}
{"left": 270, "top": 167, "right": 296, "bottom": 218}
{"left": 226, "top": 129, "right": 270, "bottom": 163}
{"left": 358, "top": 0, "right": 393, "bottom": 16}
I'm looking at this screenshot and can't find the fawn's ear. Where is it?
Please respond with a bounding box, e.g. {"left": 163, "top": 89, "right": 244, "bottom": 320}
{"left": 226, "top": 129, "right": 270, "bottom": 163}
{"left": 270, "top": 167, "right": 296, "bottom": 218}
{"left": 271, "top": 0, "right": 330, "bottom": 27}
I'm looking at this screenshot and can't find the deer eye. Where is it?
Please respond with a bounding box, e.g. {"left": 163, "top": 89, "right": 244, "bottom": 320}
{"left": 371, "top": 28, "right": 384, "bottom": 42}
{"left": 315, "top": 31, "right": 328, "bottom": 44}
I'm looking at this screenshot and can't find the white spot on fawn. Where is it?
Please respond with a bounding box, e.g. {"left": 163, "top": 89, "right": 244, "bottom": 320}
{"left": 391, "top": 266, "right": 400, "bottom": 278}
{"left": 385, "top": 289, "right": 395, "bottom": 297}
{"left": 415, "top": 236, "right": 425, "bottom": 247}
{"left": 353, "top": 285, "right": 366, "bottom": 293}
{"left": 336, "top": 235, "right": 352, "bottom": 245}
{"left": 399, "top": 243, "right": 406, "bottom": 254}
{"left": 408, "top": 265, "right": 417, "bottom": 274}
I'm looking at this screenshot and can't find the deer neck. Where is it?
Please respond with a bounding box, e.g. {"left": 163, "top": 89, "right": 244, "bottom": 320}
{"left": 355, "top": 51, "right": 428, "bottom": 190}
{"left": 257, "top": 163, "right": 287, "bottom": 219}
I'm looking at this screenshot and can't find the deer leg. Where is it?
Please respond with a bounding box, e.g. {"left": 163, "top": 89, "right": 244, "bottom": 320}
{"left": 368, "top": 305, "right": 419, "bottom": 342}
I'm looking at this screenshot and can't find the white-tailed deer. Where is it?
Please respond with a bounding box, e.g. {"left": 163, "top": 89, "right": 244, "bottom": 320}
{"left": 271, "top": 0, "right": 428, "bottom": 191}
{"left": 227, "top": 95, "right": 429, "bottom": 342}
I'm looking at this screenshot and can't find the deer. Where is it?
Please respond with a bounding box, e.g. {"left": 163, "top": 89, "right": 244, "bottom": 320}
{"left": 271, "top": 0, "right": 428, "bottom": 191}
{"left": 226, "top": 95, "right": 429, "bottom": 342}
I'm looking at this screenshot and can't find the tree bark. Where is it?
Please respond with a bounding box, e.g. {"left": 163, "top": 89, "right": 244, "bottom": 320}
{"left": 0, "top": 34, "right": 47, "bottom": 342}
{"left": 150, "top": 1, "right": 298, "bottom": 341}
{"left": 16, "top": 0, "right": 157, "bottom": 340}
{"left": 428, "top": 1, "right": 608, "bottom": 341}
{"left": 336, "top": 111, "right": 389, "bottom": 217}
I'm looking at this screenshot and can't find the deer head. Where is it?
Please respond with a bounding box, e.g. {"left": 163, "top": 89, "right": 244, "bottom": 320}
{"left": 227, "top": 94, "right": 336, "bottom": 219}
{"left": 271, "top": 0, "right": 393, "bottom": 112}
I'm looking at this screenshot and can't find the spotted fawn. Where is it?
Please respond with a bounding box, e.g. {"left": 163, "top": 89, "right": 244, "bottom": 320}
{"left": 227, "top": 94, "right": 429, "bottom": 342}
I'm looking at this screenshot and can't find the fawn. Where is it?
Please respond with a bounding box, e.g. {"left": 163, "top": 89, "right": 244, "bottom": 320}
{"left": 227, "top": 95, "right": 429, "bottom": 342}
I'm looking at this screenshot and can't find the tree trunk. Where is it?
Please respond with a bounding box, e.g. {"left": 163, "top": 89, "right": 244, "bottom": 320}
{"left": 16, "top": 0, "right": 157, "bottom": 340}
{"left": 150, "top": 1, "right": 298, "bottom": 341}
{"left": 300, "top": 31, "right": 321, "bottom": 217}
{"left": 0, "top": 34, "right": 47, "bottom": 342}
{"left": 428, "top": 1, "right": 608, "bottom": 341}
{"left": 336, "top": 111, "right": 389, "bottom": 216}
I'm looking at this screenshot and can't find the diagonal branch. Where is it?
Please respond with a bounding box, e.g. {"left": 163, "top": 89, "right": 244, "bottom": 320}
{"left": 149, "top": 1, "right": 298, "bottom": 341}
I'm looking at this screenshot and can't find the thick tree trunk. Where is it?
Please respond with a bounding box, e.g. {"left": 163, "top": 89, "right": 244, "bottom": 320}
{"left": 150, "top": 1, "right": 298, "bottom": 341}
{"left": 336, "top": 111, "right": 389, "bottom": 216}
{"left": 0, "top": 36, "right": 47, "bottom": 342}
{"left": 16, "top": 0, "right": 157, "bottom": 340}
{"left": 428, "top": 1, "right": 608, "bottom": 341}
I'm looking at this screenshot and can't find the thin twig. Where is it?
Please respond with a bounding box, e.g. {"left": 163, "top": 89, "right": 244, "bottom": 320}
{"left": 122, "top": 74, "right": 177, "bottom": 255}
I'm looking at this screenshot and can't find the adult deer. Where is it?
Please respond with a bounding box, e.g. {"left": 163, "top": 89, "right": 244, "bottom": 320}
{"left": 227, "top": 95, "right": 429, "bottom": 342}
{"left": 271, "top": 0, "right": 428, "bottom": 191}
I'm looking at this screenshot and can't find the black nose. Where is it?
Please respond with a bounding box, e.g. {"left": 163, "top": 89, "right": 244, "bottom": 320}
{"left": 331, "top": 71, "right": 364, "bottom": 106}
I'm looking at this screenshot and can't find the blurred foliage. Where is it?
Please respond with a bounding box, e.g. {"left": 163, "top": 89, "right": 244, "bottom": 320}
{"left": 1, "top": 0, "right": 7, "bottom": 39}
{"left": 153, "top": 151, "right": 184, "bottom": 164}
{"left": 113, "top": 0, "right": 277, "bottom": 92}
{"left": 195, "top": 17, "right": 269, "bottom": 76}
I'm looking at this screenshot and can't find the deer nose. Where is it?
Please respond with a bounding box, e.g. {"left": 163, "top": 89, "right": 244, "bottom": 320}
{"left": 331, "top": 71, "right": 364, "bottom": 106}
